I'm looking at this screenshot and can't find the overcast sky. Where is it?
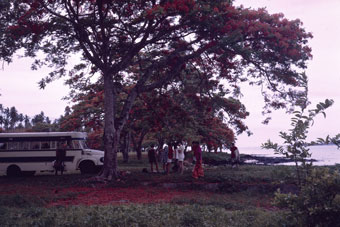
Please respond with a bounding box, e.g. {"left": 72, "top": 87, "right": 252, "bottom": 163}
{"left": 0, "top": 0, "right": 339, "bottom": 147}
{"left": 236, "top": 0, "right": 340, "bottom": 146}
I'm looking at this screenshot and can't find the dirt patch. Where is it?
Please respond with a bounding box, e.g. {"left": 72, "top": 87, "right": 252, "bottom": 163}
{"left": 0, "top": 178, "right": 276, "bottom": 210}
{"left": 0, "top": 171, "right": 287, "bottom": 210}
{"left": 46, "top": 186, "right": 217, "bottom": 207}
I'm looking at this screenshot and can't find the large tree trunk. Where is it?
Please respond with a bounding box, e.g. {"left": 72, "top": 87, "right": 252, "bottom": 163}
{"left": 98, "top": 75, "right": 118, "bottom": 181}
{"left": 122, "top": 131, "right": 130, "bottom": 163}
{"left": 132, "top": 131, "right": 147, "bottom": 160}
{"left": 97, "top": 73, "right": 140, "bottom": 180}
{"left": 132, "top": 134, "right": 143, "bottom": 160}
{"left": 136, "top": 133, "right": 145, "bottom": 160}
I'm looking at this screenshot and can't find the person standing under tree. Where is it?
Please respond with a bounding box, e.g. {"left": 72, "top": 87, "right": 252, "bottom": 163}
{"left": 54, "top": 141, "right": 67, "bottom": 175}
{"left": 166, "top": 143, "right": 174, "bottom": 175}
{"left": 177, "top": 142, "right": 185, "bottom": 174}
{"left": 161, "top": 145, "right": 169, "bottom": 173}
{"left": 172, "top": 143, "right": 179, "bottom": 172}
{"left": 192, "top": 141, "right": 204, "bottom": 179}
{"left": 147, "top": 144, "right": 159, "bottom": 173}
{"left": 230, "top": 143, "right": 240, "bottom": 168}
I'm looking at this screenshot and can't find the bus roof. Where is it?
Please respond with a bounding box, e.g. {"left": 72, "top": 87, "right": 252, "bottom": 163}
{"left": 0, "top": 132, "right": 87, "bottom": 138}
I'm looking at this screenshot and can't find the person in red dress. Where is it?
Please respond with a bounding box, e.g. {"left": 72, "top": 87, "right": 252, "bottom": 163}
{"left": 192, "top": 141, "right": 204, "bottom": 179}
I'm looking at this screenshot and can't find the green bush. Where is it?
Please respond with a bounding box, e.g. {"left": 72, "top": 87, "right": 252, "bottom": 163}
{"left": 270, "top": 166, "right": 295, "bottom": 183}
{"left": 202, "top": 152, "right": 229, "bottom": 161}
{"left": 171, "top": 197, "right": 247, "bottom": 210}
{"left": 274, "top": 168, "right": 340, "bottom": 226}
{"left": 0, "top": 194, "right": 46, "bottom": 208}
{"left": 0, "top": 204, "right": 292, "bottom": 227}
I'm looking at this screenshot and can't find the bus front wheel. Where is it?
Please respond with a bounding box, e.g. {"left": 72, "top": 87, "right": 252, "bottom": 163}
{"left": 79, "top": 161, "right": 96, "bottom": 174}
{"left": 7, "top": 165, "right": 22, "bottom": 177}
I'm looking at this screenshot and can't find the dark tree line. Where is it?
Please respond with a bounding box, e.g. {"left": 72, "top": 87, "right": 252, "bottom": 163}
{"left": 0, "top": 104, "right": 61, "bottom": 132}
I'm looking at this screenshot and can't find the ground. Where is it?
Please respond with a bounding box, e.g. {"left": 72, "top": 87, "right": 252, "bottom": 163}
{"left": 0, "top": 166, "right": 281, "bottom": 210}
{"left": 1, "top": 153, "right": 338, "bottom": 226}
{"left": 0, "top": 152, "right": 299, "bottom": 211}
{"left": 0, "top": 153, "right": 303, "bottom": 226}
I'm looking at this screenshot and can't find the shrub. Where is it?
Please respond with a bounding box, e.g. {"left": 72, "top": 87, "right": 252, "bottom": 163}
{"left": 270, "top": 166, "right": 295, "bottom": 183}
{"left": 263, "top": 99, "right": 336, "bottom": 186}
{"left": 274, "top": 168, "right": 340, "bottom": 226}
{"left": 0, "top": 194, "right": 46, "bottom": 208}
{"left": 0, "top": 204, "right": 292, "bottom": 227}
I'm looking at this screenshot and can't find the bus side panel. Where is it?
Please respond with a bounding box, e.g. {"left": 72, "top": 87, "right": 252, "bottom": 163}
{"left": 63, "top": 149, "right": 82, "bottom": 171}
{"left": 0, "top": 149, "right": 83, "bottom": 174}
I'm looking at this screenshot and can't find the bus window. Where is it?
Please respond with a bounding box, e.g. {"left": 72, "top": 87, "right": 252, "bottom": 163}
{"left": 0, "top": 142, "right": 7, "bottom": 150}
{"left": 66, "top": 140, "right": 72, "bottom": 149}
{"left": 20, "top": 141, "right": 30, "bottom": 150}
{"left": 50, "top": 141, "right": 57, "bottom": 149}
{"left": 80, "top": 140, "right": 88, "bottom": 149}
{"left": 41, "top": 141, "right": 50, "bottom": 149}
{"left": 31, "top": 141, "right": 41, "bottom": 150}
{"left": 72, "top": 140, "right": 81, "bottom": 149}
{"left": 8, "top": 142, "right": 19, "bottom": 150}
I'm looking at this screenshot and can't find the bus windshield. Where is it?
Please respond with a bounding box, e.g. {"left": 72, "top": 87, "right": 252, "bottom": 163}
{"left": 75, "top": 140, "right": 88, "bottom": 149}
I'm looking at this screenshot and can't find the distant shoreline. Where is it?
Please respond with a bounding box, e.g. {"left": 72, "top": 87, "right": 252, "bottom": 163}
{"left": 237, "top": 145, "right": 340, "bottom": 166}
{"left": 241, "top": 154, "right": 317, "bottom": 165}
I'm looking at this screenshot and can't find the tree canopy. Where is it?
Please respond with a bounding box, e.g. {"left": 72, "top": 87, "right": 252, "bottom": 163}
{"left": 0, "top": 0, "right": 312, "bottom": 180}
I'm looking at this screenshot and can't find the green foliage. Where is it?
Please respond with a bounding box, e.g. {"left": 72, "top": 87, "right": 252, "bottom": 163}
{"left": 314, "top": 133, "right": 340, "bottom": 147}
{"left": 202, "top": 164, "right": 295, "bottom": 185}
{"left": 274, "top": 168, "right": 340, "bottom": 226}
{"left": 202, "top": 151, "right": 229, "bottom": 162}
{"left": 0, "top": 204, "right": 292, "bottom": 227}
{"left": 262, "top": 99, "right": 336, "bottom": 186}
{"left": 171, "top": 196, "right": 246, "bottom": 210}
{"left": 0, "top": 194, "right": 45, "bottom": 208}
{"left": 263, "top": 88, "right": 340, "bottom": 226}
{"left": 269, "top": 166, "right": 296, "bottom": 183}
{"left": 0, "top": 104, "right": 61, "bottom": 132}
{"left": 0, "top": 191, "right": 85, "bottom": 209}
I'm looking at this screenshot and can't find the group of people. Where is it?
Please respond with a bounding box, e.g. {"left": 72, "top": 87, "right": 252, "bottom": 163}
{"left": 147, "top": 141, "right": 204, "bottom": 179}
{"left": 147, "top": 141, "right": 241, "bottom": 178}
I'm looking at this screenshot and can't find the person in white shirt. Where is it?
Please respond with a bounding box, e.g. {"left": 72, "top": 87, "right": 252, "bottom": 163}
{"left": 177, "top": 142, "right": 185, "bottom": 174}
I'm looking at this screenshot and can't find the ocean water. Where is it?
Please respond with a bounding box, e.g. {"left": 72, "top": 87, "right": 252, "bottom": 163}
{"left": 239, "top": 145, "right": 340, "bottom": 166}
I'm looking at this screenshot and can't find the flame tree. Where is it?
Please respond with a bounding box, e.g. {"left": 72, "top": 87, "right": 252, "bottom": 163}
{"left": 0, "top": 0, "right": 312, "bottom": 180}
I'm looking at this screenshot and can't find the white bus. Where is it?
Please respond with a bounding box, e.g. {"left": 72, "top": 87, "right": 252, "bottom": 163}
{"left": 0, "top": 132, "right": 104, "bottom": 176}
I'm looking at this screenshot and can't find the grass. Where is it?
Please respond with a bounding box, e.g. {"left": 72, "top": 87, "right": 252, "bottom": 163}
{"left": 0, "top": 204, "right": 293, "bottom": 227}
{"left": 0, "top": 151, "right": 303, "bottom": 226}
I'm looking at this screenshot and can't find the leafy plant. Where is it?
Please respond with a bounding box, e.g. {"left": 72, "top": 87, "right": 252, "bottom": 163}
{"left": 262, "top": 77, "right": 340, "bottom": 226}
{"left": 274, "top": 168, "right": 340, "bottom": 226}
{"left": 262, "top": 98, "right": 335, "bottom": 186}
